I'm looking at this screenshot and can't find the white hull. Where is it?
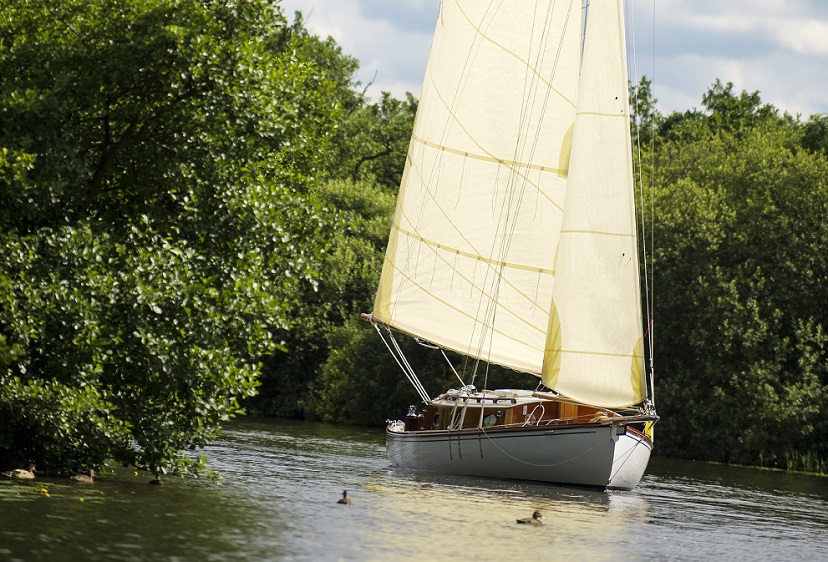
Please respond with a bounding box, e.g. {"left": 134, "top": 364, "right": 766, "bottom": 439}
{"left": 387, "top": 422, "right": 652, "bottom": 490}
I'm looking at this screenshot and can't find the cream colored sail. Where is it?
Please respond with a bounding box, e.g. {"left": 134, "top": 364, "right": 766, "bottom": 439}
{"left": 373, "top": 0, "right": 583, "bottom": 375}
{"left": 543, "top": 0, "right": 646, "bottom": 407}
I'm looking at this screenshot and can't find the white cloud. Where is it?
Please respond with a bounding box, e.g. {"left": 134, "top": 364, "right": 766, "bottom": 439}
{"left": 279, "top": 0, "right": 437, "bottom": 99}
{"left": 647, "top": 0, "right": 828, "bottom": 115}
{"left": 770, "top": 19, "right": 828, "bottom": 56}
{"left": 280, "top": 0, "right": 828, "bottom": 116}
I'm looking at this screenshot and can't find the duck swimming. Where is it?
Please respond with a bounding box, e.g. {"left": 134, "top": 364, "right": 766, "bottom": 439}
{"left": 1, "top": 463, "right": 36, "bottom": 480}
{"left": 70, "top": 469, "right": 96, "bottom": 484}
{"left": 516, "top": 511, "right": 544, "bottom": 526}
{"left": 337, "top": 490, "right": 352, "bottom": 505}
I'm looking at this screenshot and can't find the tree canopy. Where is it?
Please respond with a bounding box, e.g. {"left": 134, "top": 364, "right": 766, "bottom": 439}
{"left": 2, "top": 1, "right": 826, "bottom": 478}
{"left": 0, "top": 0, "right": 346, "bottom": 476}
{"left": 634, "top": 79, "right": 828, "bottom": 472}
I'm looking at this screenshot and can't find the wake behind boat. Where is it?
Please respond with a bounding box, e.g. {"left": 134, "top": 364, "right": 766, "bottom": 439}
{"left": 363, "top": 0, "right": 659, "bottom": 490}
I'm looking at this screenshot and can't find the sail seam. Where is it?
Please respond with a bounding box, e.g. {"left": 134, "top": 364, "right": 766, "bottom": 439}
{"left": 382, "top": 256, "right": 547, "bottom": 357}
{"left": 411, "top": 133, "right": 565, "bottom": 175}
{"left": 575, "top": 111, "right": 627, "bottom": 118}
{"left": 549, "top": 348, "right": 644, "bottom": 359}
{"left": 560, "top": 229, "right": 634, "bottom": 237}
{"left": 394, "top": 224, "right": 555, "bottom": 276}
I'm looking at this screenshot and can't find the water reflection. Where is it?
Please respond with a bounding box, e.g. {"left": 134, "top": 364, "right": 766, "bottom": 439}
{"left": 0, "top": 467, "right": 268, "bottom": 561}
{"left": 360, "top": 471, "right": 648, "bottom": 561}
{"left": 0, "top": 418, "right": 826, "bottom": 561}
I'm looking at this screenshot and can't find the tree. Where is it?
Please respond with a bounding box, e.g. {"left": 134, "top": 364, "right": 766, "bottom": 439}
{"left": 700, "top": 79, "right": 784, "bottom": 134}
{"left": 630, "top": 75, "right": 662, "bottom": 148}
{"left": 329, "top": 92, "right": 418, "bottom": 189}
{"left": 248, "top": 178, "right": 396, "bottom": 418}
{"left": 246, "top": 11, "right": 418, "bottom": 417}
{"left": 275, "top": 10, "right": 416, "bottom": 191}
{"left": 645, "top": 83, "right": 828, "bottom": 472}
{"left": 802, "top": 114, "right": 828, "bottom": 156}
{"left": 0, "top": 0, "right": 344, "bottom": 476}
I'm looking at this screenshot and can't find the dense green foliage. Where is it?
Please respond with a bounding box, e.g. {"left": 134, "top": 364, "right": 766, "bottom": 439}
{"left": 241, "top": 16, "right": 422, "bottom": 422}
{"left": 0, "top": 0, "right": 344, "bottom": 476}
{"left": 250, "top": 178, "right": 397, "bottom": 419}
{"left": 2, "top": 1, "right": 825, "bottom": 477}
{"left": 636, "top": 80, "right": 828, "bottom": 472}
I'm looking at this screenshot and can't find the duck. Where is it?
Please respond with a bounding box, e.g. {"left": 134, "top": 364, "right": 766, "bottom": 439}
{"left": 336, "top": 490, "right": 352, "bottom": 505}
{"left": 149, "top": 474, "right": 164, "bottom": 486}
{"left": 516, "top": 511, "right": 544, "bottom": 526}
{"left": 1, "top": 463, "right": 36, "bottom": 480}
{"left": 70, "top": 469, "right": 96, "bottom": 484}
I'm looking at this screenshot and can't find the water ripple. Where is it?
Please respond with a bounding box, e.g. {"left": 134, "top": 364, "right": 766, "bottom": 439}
{"left": 0, "top": 418, "right": 825, "bottom": 561}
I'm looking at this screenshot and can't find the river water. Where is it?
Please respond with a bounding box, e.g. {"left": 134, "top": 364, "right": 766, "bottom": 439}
{"left": 1, "top": 417, "right": 826, "bottom": 561}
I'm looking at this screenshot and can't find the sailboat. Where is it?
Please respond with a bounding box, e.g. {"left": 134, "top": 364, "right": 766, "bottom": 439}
{"left": 362, "top": 0, "right": 659, "bottom": 490}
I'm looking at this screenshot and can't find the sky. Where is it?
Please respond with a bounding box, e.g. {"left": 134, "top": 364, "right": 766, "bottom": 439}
{"left": 278, "top": 0, "right": 828, "bottom": 118}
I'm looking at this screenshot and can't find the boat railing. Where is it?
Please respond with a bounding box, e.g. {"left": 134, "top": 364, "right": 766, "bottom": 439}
{"left": 497, "top": 411, "right": 657, "bottom": 430}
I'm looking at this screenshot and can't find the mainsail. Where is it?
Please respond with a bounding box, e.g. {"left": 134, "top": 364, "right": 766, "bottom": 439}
{"left": 373, "top": 0, "right": 645, "bottom": 408}
{"left": 374, "top": 0, "right": 582, "bottom": 375}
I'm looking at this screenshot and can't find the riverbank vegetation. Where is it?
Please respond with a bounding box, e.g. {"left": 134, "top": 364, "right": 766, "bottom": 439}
{"left": 1, "top": 1, "right": 825, "bottom": 477}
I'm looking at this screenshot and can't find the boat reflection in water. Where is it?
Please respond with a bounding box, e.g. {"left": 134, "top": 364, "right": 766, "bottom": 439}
{"left": 359, "top": 470, "right": 649, "bottom": 559}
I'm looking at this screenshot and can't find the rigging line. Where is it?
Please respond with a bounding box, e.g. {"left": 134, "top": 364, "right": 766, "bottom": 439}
{"left": 486, "top": 0, "right": 573, "bottom": 385}
{"left": 471, "top": 0, "right": 569, "bottom": 377}
{"left": 498, "top": 0, "right": 573, "bottom": 310}
{"left": 463, "top": 0, "right": 565, "bottom": 345}
{"left": 497, "top": 0, "right": 569, "bottom": 279}
{"left": 419, "top": 338, "right": 468, "bottom": 387}
{"left": 375, "top": 324, "right": 430, "bottom": 403}
{"left": 389, "top": 328, "right": 431, "bottom": 402}
{"left": 627, "top": 0, "right": 654, "bottom": 393}
{"left": 506, "top": 0, "right": 570, "bottom": 255}
{"left": 626, "top": 0, "right": 657, "bottom": 399}
{"left": 648, "top": 0, "right": 656, "bottom": 405}
{"left": 440, "top": 348, "right": 467, "bottom": 387}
